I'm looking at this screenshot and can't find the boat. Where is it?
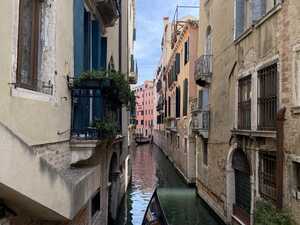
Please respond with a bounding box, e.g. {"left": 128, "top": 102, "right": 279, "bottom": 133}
{"left": 142, "top": 188, "right": 224, "bottom": 225}
{"left": 135, "top": 135, "right": 151, "bottom": 145}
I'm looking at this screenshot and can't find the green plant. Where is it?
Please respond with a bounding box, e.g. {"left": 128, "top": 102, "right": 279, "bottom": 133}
{"left": 93, "top": 119, "right": 118, "bottom": 139}
{"left": 255, "top": 200, "right": 295, "bottom": 225}
{"left": 74, "top": 70, "right": 133, "bottom": 109}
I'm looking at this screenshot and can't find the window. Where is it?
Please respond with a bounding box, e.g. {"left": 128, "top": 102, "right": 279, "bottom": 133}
{"left": 238, "top": 76, "right": 251, "bottom": 130}
{"left": 141, "top": 120, "right": 144, "bottom": 125}
{"left": 17, "top": 0, "right": 42, "bottom": 90}
{"left": 91, "top": 190, "right": 100, "bottom": 218}
{"left": 294, "top": 49, "right": 300, "bottom": 105}
{"left": 168, "top": 97, "right": 171, "bottom": 117}
{"left": 176, "top": 53, "right": 181, "bottom": 75}
{"left": 259, "top": 152, "right": 277, "bottom": 202}
{"left": 184, "top": 39, "right": 189, "bottom": 64}
{"left": 177, "top": 136, "right": 180, "bottom": 149}
{"left": 235, "top": 0, "right": 251, "bottom": 38}
{"left": 295, "top": 162, "right": 300, "bottom": 191}
{"left": 176, "top": 87, "right": 181, "bottom": 118}
{"left": 183, "top": 79, "right": 188, "bottom": 116}
{"left": 203, "top": 140, "right": 208, "bottom": 166}
{"left": 184, "top": 138, "right": 187, "bottom": 153}
{"left": 258, "top": 63, "right": 278, "bottom": 130}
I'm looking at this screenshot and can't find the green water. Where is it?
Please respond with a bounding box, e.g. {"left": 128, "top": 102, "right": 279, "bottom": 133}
{"left": 116, "top": 144, "right": 225, "bottom": 225}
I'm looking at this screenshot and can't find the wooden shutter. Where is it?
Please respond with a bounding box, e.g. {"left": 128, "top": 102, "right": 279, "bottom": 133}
{"left": 74, "top": 0, "right": 85, "bottom": 76}
{"left": 183, "top": 79, "right": 188, "bottom": 116}
{"left": 176, "top": 87, "right": 181, "bottom": 118}
{"left": 176, "top": 53, "right": 181, "bottom": 75}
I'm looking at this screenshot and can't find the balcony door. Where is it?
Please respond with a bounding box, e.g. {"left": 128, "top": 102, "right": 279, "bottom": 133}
{"left": 198, "top": 88, "right": 209, "bottom": 110}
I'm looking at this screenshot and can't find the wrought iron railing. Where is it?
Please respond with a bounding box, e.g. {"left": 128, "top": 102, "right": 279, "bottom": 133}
{"left": 71, "top": 87, "right": 121, "bottom": 140}
{"left": 257, "top": 63, "right": 278, "bottom": 131}
{"left": 194, "top": 55, "right": 213, "bottom": 81}
{"left": 15, "top": 79, "right": 54, "bottom": 95}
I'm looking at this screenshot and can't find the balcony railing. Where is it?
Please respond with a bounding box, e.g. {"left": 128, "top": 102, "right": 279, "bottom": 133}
{"left": 194, "top": 55, "right": 213, "bottom": 87}
{"left": 95, "top": 0, "right": 120, "bottom": 27}
{"left": 71, "top": 87, "right": 121, "bottom": 140}
{"left": 192, "top": 111, "right": 210, "bottom": 131}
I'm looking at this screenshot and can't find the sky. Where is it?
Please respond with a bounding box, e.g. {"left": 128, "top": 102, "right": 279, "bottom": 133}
{"left": 135, "top": 0, "right": 199, "bottom": 85}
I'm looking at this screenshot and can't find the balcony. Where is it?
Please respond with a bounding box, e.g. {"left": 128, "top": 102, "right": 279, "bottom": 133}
{"left": 129, "top": 71, "right": 138, "bottom": 84}
{"left": 165, "top": 117, "right": 177, "bottom": 132}
{"left": 194, "top": 55, "right": 213, "bottom": 87}
{"left": 71, "top": 84, "right": 122, "bottom": 164}
{"left": 95, "top": 0, "right": 120, "bottom": 27}
{"left": 190, "top": 98, "right": 209, "bottom": 138}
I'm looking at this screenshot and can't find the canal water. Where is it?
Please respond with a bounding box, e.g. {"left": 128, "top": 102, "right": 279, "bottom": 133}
{"left": 117, "top": 144, "right": 225, "bottom": 225}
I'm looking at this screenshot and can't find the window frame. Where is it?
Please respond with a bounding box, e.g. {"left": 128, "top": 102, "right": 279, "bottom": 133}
{"left": 238, "top": 75, "right": 252, "bottom": 130}
{"left": 259, "top": 152, "right": 277, "bottom": 202}
{"left": 257, "top": 63, "right": 278, "bottom": 131}
{"left": 16, "top": 0, "right": 41, "bottom": 91}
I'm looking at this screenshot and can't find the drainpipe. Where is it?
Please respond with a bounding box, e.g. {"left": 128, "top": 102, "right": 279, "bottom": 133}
{"left": 276, "top": 107, "right": 286, "bottom": 209}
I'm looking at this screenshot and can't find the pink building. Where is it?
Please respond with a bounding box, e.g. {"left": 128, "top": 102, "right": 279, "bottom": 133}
{"left": 133, "top": 81, "right": 154, "bottom": 137}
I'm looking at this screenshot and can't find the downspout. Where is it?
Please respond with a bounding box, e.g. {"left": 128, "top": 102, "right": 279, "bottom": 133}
{"left": 276, "top": 107, "right": 286, "bottom": 209}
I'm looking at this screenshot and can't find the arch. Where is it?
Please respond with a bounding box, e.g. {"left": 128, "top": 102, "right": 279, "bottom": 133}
{"left": 108, "top": 152, "right": 119, "bottom": 224}
{"left": 226, "top": 145, "right": 253, "bottom": 225}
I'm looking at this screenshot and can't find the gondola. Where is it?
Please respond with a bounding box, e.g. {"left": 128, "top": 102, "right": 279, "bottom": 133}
{"left": 135, "top": 135, "right": 151, "bottom": 145}
{"left": 142, "top": 188, "right": 220, "bottom": 225}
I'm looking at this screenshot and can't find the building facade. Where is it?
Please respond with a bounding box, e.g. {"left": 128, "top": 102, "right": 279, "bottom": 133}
{"left": 193, "top": 0, "right": 300, "bottom": 225}
{"left": 153, "top": 16, "right": 199, "bottom": 184}
{"left": 0, "top": 0, "right": 136, "bottom": 225}
{"left": 134, "top": 81, "right": 154, "bottom": 138}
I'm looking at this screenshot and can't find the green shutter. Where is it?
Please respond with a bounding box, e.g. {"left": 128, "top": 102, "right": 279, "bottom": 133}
{"left": 183, "top": 79, "right": 188, "bottom": 116}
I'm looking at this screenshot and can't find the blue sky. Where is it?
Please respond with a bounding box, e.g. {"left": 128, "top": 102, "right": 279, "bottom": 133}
{"left": 135, "top": 0, "right": 199, "bottom": 85}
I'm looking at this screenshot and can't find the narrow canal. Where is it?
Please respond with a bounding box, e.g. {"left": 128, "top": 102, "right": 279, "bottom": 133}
{"left": 117, "top": 144, "right": 225, "bottom": 225}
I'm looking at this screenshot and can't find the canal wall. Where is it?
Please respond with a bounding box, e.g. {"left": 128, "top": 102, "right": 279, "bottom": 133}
{"left": 153, "top": 130, "right": 193, "bottom": 186}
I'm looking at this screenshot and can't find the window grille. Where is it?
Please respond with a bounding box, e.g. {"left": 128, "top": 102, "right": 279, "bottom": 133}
{"left": 258, "top": 64, "right": 278, "bottom": 130}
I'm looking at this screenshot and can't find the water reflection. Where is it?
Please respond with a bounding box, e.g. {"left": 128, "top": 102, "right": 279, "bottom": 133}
{"left": 117, "top": 144, "right": 223, "bottom": 225}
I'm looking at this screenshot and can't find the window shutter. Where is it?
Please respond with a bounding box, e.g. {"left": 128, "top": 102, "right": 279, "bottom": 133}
{"left": 100, "top": 37, "right": 107, "bottom": 70}
{"left": 183, "top": 79, "right": 188, "bottom": 116}
{"left": 235, "top": 0, "right": 245, "bottom": 38}
{"left": 130, "top": 54, "right": 134, "bottom": 72}
{"left": 176, "top": 87, "right": 181, "bottom": 118}
{"left": 176, "top": 53, "right": 181, "bottom": 75}
{"left": 198, "top": 90, "right": 203, "bottom": 109}
{"left": 74, "top": 0, "right": 85, "bottom": 76}
{"left": 92, "top": 20, "right": 101, "bottom": 70}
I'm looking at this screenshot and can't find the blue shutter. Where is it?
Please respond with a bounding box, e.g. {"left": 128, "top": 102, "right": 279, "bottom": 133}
{"left": 74, "top": 0, "right": 85, "bottom": 77}
{"left": 84, "top": 9, "right": 91, "bottom": 71}
{"left": 100, "top": 37, "right": 107, "bottom": 70}
{"left": 92, "top": 20, "right": 101, "bottom": 70}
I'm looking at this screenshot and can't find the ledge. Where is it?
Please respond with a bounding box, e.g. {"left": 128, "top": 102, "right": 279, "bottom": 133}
{"left": 234, "top": 27, "right": 253, "bottom": 45}
{"left": 291, "top": 106, "right": 300, "bottom": 115}
{"left": 254, "top": 4, "right": 282, "bottom": 29}
{"left": 231, "top": 129, "right": 277, "bottom": 139}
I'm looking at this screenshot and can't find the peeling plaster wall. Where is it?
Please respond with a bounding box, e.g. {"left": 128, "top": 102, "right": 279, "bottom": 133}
{"left": 0, "top": 0, "right": 73, "bottom": 146}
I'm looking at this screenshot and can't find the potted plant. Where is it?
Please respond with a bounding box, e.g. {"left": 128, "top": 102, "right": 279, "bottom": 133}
{"left": 93, "top": 119, "right": 119, "bottom": 140}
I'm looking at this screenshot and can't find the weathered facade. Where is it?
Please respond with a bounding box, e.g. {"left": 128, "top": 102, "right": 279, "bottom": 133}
{"left": 153, "top": 16, "right": 199, "bottom": 184}
{"left": 193, "top": 0, "right": 300, "bottom": 225}
{"left": 134, "top": 80, "right": 154, "bottom": 138}
{"left": 0, "top": 0, "right": 135, "bottom": 225}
